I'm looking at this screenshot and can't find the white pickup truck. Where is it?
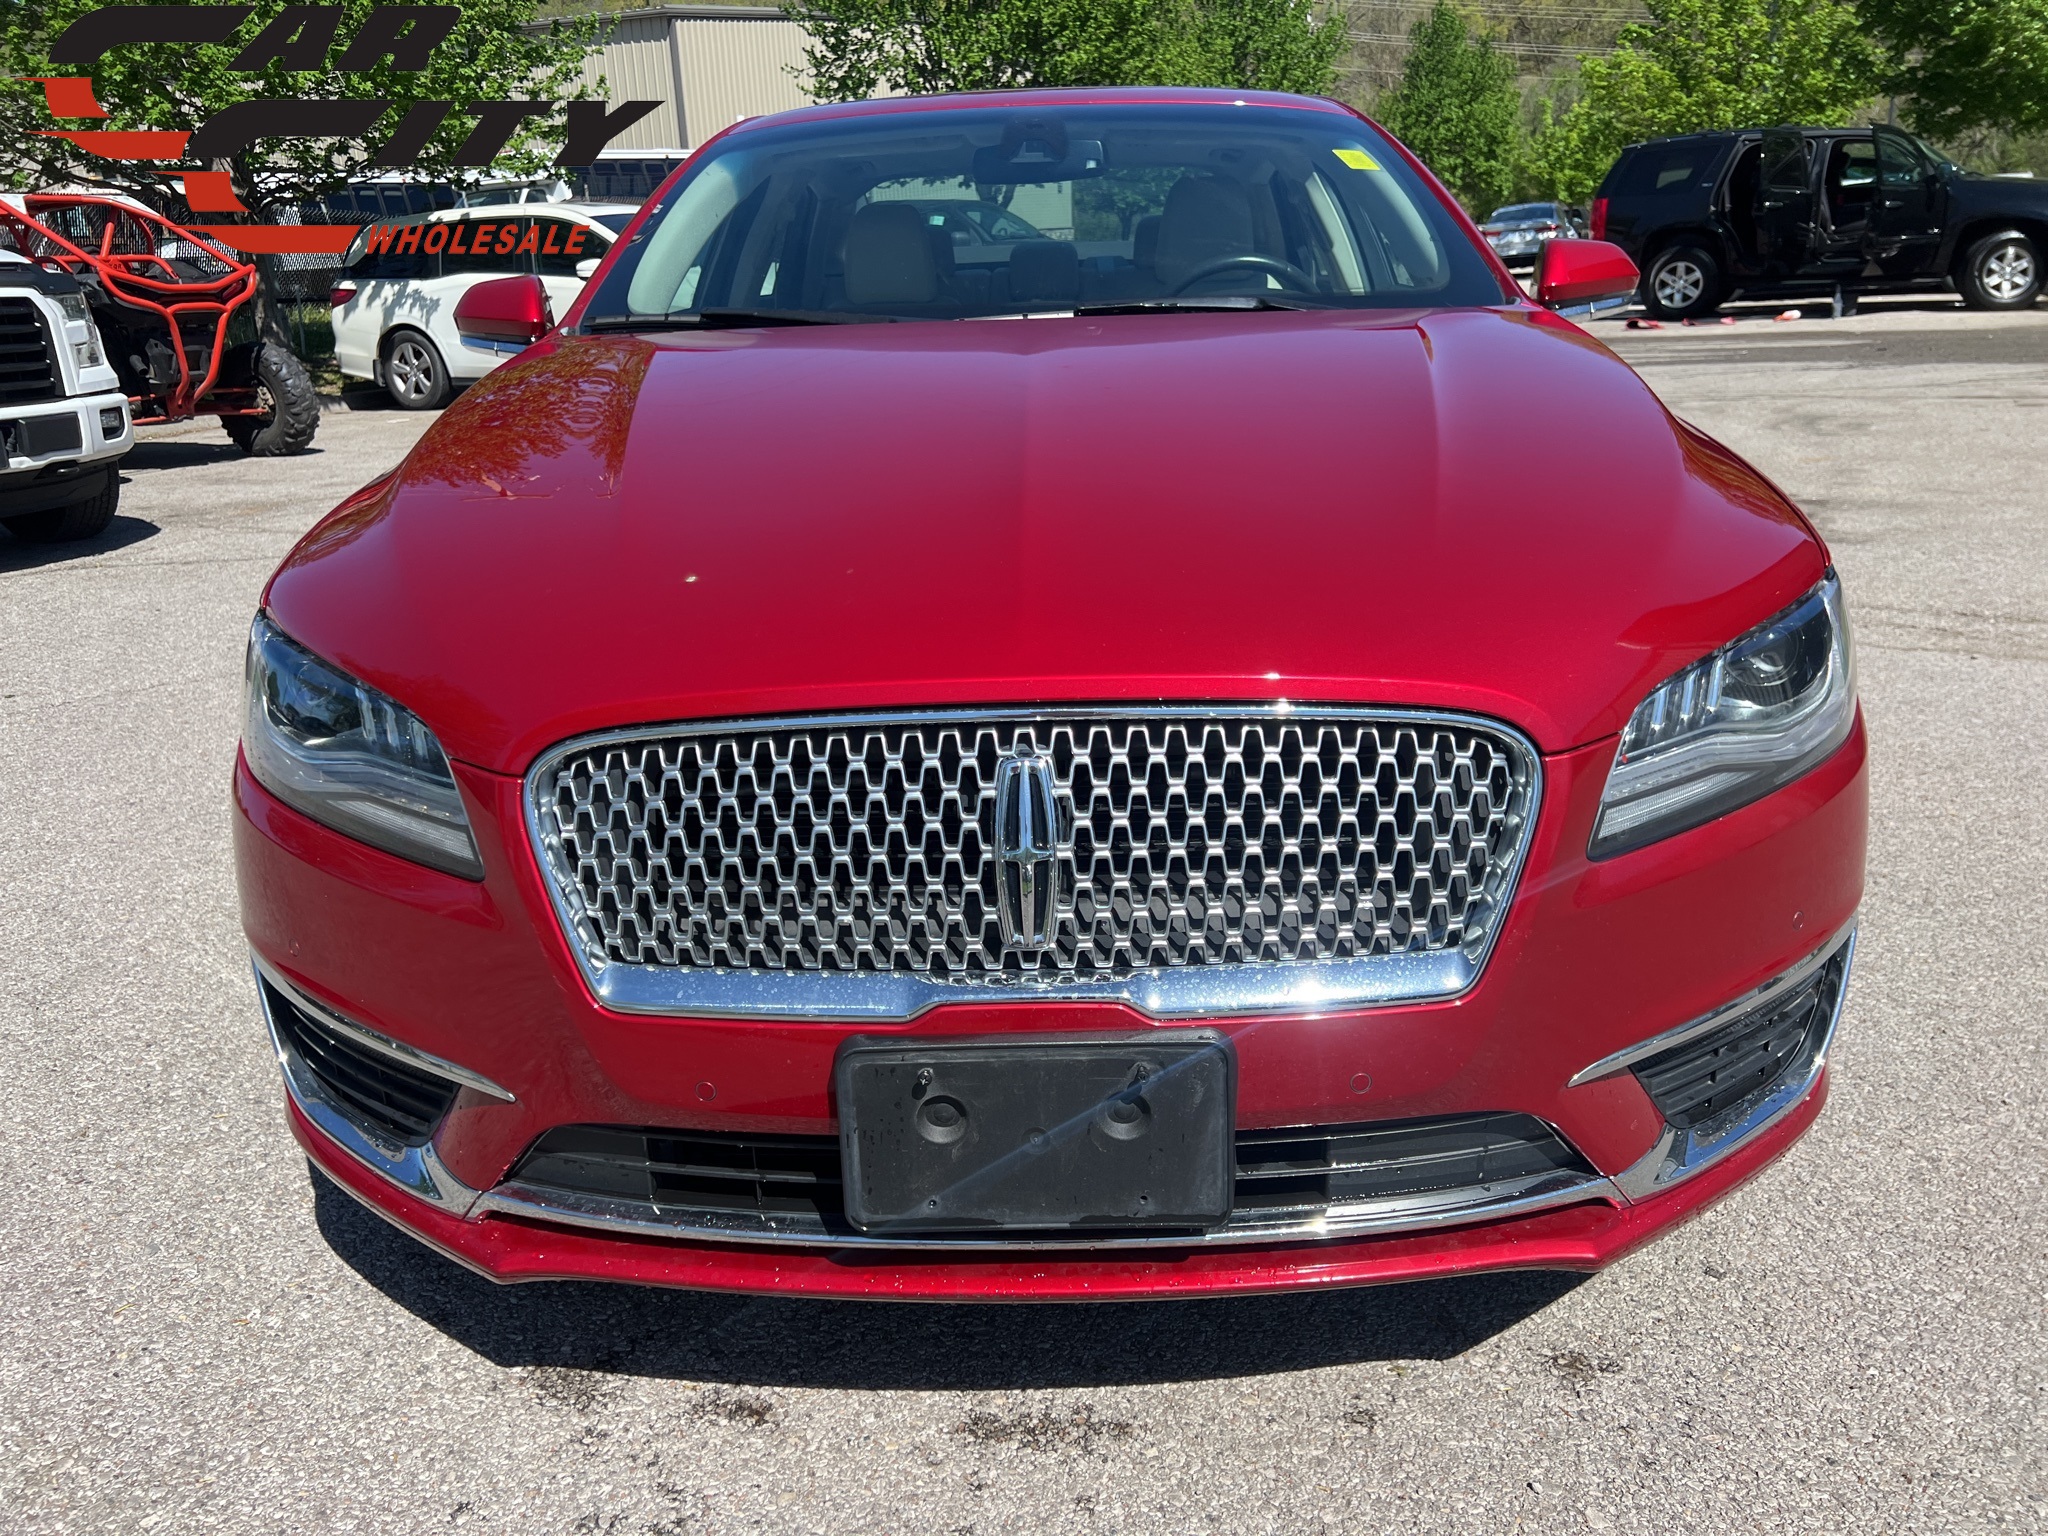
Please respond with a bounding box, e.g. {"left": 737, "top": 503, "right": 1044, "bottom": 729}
{"left": 1, "top": 249, "right": 133, "bottom": 543}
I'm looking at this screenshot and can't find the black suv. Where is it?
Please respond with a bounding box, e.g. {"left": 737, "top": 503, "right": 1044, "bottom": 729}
{"left": 1594, "top": 125, "right": 2046, "bottom": 317}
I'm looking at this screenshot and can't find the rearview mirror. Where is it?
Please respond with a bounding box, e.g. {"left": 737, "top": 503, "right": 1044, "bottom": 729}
{"left": 575, "top": 257, "right": 601, "bottom": 280}
{"left": 970, "top": 138, "right": 1105, "bottom": 185}
{"left": 453, "top": 273, "right": 554, "bottom": 351}
{"left": 1535, "top": 239, "right": 1640, "bottom": 313}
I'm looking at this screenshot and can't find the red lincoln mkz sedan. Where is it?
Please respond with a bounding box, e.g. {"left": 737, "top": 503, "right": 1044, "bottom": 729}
{"left": 235, "top": 89, "right": 1865, "bottom": 1300}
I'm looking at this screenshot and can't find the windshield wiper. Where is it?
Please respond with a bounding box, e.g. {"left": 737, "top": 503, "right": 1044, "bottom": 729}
{"left": 1070, "top": 296, "right": 1332, "bottom": 316}
{"left": 583, "top": 308, "right": 898, "bottom": 332}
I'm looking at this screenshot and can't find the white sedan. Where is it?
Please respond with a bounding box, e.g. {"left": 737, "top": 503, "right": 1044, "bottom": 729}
{"left": 330, "top": 203, "right": 637, "bottom": 409}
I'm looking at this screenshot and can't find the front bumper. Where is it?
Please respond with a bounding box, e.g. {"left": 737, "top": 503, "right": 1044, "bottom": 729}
{"left": 0, "top": 389, "right": 131, "bottom": 512}
{"left": 237, "top": 713, "right": 1868, "bottom": 1299}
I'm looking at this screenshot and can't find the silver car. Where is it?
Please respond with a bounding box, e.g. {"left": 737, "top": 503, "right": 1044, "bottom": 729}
{"left": 1477, "top": 202, "right": 1589, "bottom": 268}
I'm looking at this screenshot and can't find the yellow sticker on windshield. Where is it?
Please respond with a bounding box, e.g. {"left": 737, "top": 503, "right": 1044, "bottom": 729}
{"left": 1333, "top": 148, "right": 1380, "bottom": 171}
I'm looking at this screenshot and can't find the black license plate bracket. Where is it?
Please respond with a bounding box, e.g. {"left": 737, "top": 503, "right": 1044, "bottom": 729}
{"left": 835, "top": 1032, "right": 1235, "bottom": 1234}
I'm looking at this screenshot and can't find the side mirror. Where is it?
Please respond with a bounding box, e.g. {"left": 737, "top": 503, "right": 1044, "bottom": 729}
{"left": 1536, "top": 238, "right": 1641, "bottom": 313}
{"left": 574, "top": 257, "right": 601, "bottom": 280}
{"left": 453, "top": 273, "right": 554, "bottom": 351}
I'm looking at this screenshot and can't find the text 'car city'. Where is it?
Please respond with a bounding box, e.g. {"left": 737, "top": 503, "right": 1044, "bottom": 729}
{"left": 235, "top": 88, "right": 1867, "bottom": 1300}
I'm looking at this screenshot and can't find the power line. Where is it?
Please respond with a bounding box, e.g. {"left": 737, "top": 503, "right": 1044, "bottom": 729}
{"left": 1346, "top": 0, "right": 1639, "bottom": 16}
{"left": 1345, "top": 28, "right": 1617, "bottom": 54}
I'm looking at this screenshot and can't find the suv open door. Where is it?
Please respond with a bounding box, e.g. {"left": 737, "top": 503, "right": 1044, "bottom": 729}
{"left": 1870, "top": 125, "right": 1946, "bottom": 278}
{"left": 1752, "top": 129, "right": 1815, "bottom": 275}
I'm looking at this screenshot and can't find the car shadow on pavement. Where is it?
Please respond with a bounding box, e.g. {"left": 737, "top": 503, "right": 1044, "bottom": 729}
{"left": 0, "top": 514, "right": 159, "bottom": 570}
{"left": 313, "top": 1168, "right": 1583, "bottom": 1388}
{"left": 126, "top": 441, "right": 321, "bottom": 471}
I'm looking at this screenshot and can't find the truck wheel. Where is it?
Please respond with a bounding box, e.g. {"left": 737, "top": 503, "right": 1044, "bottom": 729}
{"left": 224, "top": 345, "right": 320, "bottom": 455}
{"left": 1643, "top": 246, "right": 1723, "bottom": 319}
{"left": 382, "top": 330, "right": 450, "bottom": 410}
{"left": 1957, "top": 232, "right": 2040, "bottom": 309}
{"left": 2, "top": 467, "right": 119, "bottom": 544}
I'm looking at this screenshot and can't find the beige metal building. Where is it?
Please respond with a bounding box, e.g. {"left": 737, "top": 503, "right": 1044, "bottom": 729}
{"left": 564, "top": 4, "right": 826, "bottom": 151}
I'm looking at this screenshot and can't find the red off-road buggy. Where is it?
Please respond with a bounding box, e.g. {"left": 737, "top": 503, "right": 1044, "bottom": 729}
{"left": 0, "top": 193, "right": 317, "bottom": 455}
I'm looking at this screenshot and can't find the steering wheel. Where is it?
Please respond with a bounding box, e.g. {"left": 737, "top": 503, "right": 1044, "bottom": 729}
{"left": 1167, "top": 253, "right": 1317, "bottom": 297}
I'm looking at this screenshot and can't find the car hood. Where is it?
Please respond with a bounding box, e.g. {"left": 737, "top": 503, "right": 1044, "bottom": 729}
{"left": 266, "top": 306, "right": 1823, "bottom": 774}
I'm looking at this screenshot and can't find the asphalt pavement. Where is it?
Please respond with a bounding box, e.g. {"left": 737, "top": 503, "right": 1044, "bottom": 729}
{"left": 3, "top": 309, "right": 2044, "bottom": 1534}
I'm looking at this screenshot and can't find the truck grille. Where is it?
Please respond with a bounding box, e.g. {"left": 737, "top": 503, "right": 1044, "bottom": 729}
{"left": 529, "top": 708, "right": 1538, "bottom": 995}
{"left": 0, "top": 298, "right": 58, "bottom": 406}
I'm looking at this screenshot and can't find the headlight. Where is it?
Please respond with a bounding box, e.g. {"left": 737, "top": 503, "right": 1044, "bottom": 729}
{"left": 243, "top": 614, "right": 484, "bottom": 878}
{"left": 1590, "top": 573, "right": 1855, "bottom": 859}
{"left": 55, "top": 291, "right": 105, "bottom": 370}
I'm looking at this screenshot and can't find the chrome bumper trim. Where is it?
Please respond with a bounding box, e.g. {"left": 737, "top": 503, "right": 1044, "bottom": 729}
{"left": 256, "top": 962, "right": 486, "bottom": 1214}
{"left": 1568, "top": 922, "right": 1855, "bottom": 1088}
{"left": 589, "top": 945, "right": 1482, "bottom": 1023}
{"left": 264, "top": 926, "right": 1854, "bottom": 1253}
{"left": 474, "top": 1165, "right": 1620, "bottom": 1251}
{"left": 253, "top": 954, "right": 514, "bottom": 1103}
{"left": 1608, "top": 927, "right": 1856, "bottom": 1201}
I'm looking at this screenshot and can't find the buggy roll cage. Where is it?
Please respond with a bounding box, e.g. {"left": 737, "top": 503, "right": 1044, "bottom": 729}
{"left": 0, "top": 194, "right": 261, "bottom": 423}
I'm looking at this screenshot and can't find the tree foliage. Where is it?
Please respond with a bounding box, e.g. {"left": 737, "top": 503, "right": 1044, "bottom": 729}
{"left": 794, "top": 0, "right": 1345, "bottom": 102}
{"left": 0, "top": 0, "right": 602, "bottom": 211}
{"left": 1860, "top": 0, "right": 2048, "bottom": 139}
{"left": 1527, "top": 0, "right": 1879, "bottom": 201}
{"left": 1373, "top": 2, "right": 1520, "bottom": 212}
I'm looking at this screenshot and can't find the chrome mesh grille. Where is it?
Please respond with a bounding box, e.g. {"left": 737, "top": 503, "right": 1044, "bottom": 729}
{"left": 530, "top": 709, "right": 1537, "bottom": 989}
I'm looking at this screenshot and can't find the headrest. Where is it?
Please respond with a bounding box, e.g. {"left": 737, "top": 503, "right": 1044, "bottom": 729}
{"left": 1154, "top": 176, "right": 1255, "bottom": 288}
{"left": 844, "top": 202, "right": 947, "bottom": 306}
{"left": 1008, "top": 240, "right": 1079, "bottom": 302}
{"left": 1132, "top": 214, "right": 1161, "bottom": 271}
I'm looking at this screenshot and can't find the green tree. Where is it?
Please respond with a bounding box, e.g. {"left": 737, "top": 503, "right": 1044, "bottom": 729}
{"left": 1859, "top": 0, "right": 2048, "bottom": 139}
{"left": 1527, "top": 0, "right": 1879, "bottom": 201}
{"left": 1373, "top": 1, "right": 1521, "bottom": 213}
{"left": 1169, "top": 0, "right": 1349, "bottom": 93}
{"left": 794, "top": 0, "right": 1344, "bottom": 103}
{"left": 0, "top": 0, "right": 602, "bottom": 213}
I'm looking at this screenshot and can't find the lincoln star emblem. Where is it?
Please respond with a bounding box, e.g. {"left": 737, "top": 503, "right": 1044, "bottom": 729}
{"left": 994, "top": 747, "right": 1066, "bottom": 950}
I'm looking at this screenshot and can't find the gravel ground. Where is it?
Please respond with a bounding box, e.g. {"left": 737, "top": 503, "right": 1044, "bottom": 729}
{"left": 3, "top": 312, "right": 2044, "bottom": 1535}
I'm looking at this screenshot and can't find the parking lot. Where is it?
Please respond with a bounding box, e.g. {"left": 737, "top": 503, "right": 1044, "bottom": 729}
{"left": 3, "top": 302, "right": 2044, "bottom": 1534}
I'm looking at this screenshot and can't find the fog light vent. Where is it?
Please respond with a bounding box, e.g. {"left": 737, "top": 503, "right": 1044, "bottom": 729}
{"left": 1633, "top": 950, "right": 1849, "bottom": 1131}
{"left": 263, "top": 979, "right": 459, "bottom": 1146}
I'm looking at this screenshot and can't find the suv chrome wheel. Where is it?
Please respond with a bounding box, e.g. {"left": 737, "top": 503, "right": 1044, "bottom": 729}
{"left": 1652, "top": 258, "right": 1704, "bottom": 309}
{"left": 1979, "top": 239, "right": 2036, "bottom": 303}
{"left": 1643, "top": 245, "right": 1722, "bottom": 319}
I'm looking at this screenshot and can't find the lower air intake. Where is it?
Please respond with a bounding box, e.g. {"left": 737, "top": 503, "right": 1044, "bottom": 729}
{"left": 1634, "top": 948, "right": 1850, "bottom": 1130}
{"left": 1233, "top": 1112, "right": 1593, "bottom": 1216}
{"left": 502, "top": 1111, "right": 1595, "bottom": 1239}
{"left": 512, "top": 1125, "right": 844, "bottom": 1224}
{"left": 263, "top": 978, "right": 459, "bottom": 1146}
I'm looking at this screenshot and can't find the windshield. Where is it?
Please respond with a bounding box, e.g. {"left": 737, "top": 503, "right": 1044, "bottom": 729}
{"left": 1486, "top": 204, "right": 1557, "bottom": 223}
{"left": 586, "top": 102, "right": 1507, "bottom": 323}
{"left": 1911, "top": 135, "right": 1960, "bottom": 175}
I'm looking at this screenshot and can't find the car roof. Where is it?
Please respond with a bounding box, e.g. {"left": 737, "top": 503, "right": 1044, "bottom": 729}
{"left": 720, "top": 86, "right": 1355, "bottom": 143}
{"left": 1625, "top": 126, "right": 1870, "bottom": 151}
{"left": 421, "top": 203, "right": 630, "bottom": 227}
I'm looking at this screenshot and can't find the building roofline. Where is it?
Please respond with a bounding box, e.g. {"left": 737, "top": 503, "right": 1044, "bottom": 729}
{"left": 525, "top": 4, "right": 797, "bottom": 26}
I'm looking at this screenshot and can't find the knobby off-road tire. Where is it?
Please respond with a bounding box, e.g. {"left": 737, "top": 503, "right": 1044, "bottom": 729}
{"left": 1957, "top": 231, "right": 2041, "bottom": 310}
{"left": 224, "top": 345, "right": 320, "bottom": 456}
{"left": 2, "top": 467, "right": 119, "bottom": 544}
{"left": 1642, "top": 245, "right": 1724, "bottom": 319}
